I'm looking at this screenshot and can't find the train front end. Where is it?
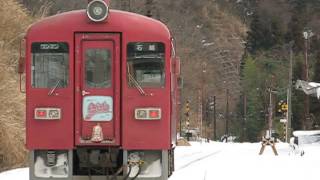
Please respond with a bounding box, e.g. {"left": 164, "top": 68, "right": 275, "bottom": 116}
{"left": 22, "top": 1, "right": 180, "bottom": 179}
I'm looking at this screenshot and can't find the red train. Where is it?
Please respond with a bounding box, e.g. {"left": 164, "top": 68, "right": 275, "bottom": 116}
{"left": 19, "top": 0, "right": 181, "bottom": 179}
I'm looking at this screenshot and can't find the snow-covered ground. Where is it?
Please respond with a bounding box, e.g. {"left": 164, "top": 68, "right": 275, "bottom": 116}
{"left": 1, "top": 141, "right": 319, "bottom": 180}
{"left": 171, "top": 141, "right": 320, "bottom": 180}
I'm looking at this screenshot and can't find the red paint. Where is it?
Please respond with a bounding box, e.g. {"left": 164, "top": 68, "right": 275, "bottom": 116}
{"left": 74, "top": 33, "right": 121, "bottom": 146}
{"left": 25, "top": 9, "right": 178, "bottom": 151}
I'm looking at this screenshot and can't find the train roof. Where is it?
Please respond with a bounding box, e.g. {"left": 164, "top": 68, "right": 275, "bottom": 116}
{"left": 27, "top": 9, "right": 171, "bottom": 40}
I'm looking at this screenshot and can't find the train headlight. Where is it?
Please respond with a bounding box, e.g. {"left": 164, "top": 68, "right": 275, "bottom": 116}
{"left": 87, "top": 0, "right": 109, "bottom": 22}
{"left": 135, "top": 108, "right": 161, "bottom": 120}
{"left": 136, "top": 109, "right": 148, "bottom": 119}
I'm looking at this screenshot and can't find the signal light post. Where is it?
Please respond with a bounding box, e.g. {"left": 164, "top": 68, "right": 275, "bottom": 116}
{"left": 278, "top": 100, "right": 288, "bottom": 141}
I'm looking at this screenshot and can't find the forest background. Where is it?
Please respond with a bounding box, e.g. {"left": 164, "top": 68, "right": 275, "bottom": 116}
{"left": 1, "top": 0, "right": 320, "bottom": 171}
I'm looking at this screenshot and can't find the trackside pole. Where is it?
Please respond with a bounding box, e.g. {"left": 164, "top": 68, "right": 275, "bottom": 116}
{"left": 259, "top": 136, "right": 278, "bottom": 156}
{"left": 259, "top": 87, "right": 278, "bottom": 156}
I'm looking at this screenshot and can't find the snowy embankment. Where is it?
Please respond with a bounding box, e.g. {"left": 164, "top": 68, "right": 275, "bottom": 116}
{"left": 1, "top": 141, "right": 320, "bottom": 180}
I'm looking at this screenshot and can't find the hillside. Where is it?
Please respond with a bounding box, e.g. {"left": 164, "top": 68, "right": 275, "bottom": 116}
{"left": 0, "top": 0, "right": 33, "bottom": 171}
{"left": 111, "top": 0, "right": 247, "bottom": 136}
{"left": 0, "top": 0, "right": 247, "bottom": 171}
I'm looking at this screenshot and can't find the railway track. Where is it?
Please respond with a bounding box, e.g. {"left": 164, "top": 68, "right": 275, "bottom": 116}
{"left": 175, "top": 150, "right": 222, "bottom": 171}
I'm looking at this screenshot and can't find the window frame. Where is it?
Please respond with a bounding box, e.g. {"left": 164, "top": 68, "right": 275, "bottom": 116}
{"left": 31, "top": 42, "right": 70, "bottom": 89}
{"left": 84, "top": 48, "right": 112, "bottom": 89}
{"left": 126, "top": 42, "right": 166, "bottom": 88}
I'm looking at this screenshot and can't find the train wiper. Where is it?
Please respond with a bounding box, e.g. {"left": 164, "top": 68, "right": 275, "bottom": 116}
{"left": 48, "top": 79, "right": 61, "bottom": 96}
{"left": 127, "top": 64, "right": 151, "bottom": 96}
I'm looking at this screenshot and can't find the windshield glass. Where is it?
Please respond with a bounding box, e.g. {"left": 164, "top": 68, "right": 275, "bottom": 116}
{"left": 31, "top": 42, "right": 69, "bottom": 88}
{"left": 127, "top": 42, "right": 165, "bottom": 88}
{"left": 85, "top": 48, "right": 111, "bottom": 88}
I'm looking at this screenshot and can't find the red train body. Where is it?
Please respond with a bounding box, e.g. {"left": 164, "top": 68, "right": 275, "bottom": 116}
{"left": 21, "top": 1, "right": 180, "bottom": 179}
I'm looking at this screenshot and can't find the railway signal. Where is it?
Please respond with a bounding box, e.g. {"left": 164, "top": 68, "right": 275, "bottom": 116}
{"left": 185, "top": 100, "right": 190, "bottom": 117}
{"left": 277, "top": 100, "right": 288, "bottom": 117}
{"left": 281, "top": 103, "right": 288, "bottom": 112}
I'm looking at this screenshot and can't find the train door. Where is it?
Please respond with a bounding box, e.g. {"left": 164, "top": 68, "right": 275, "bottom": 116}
{"left": 74, "top": 33, "right": 120, "bottom": 146}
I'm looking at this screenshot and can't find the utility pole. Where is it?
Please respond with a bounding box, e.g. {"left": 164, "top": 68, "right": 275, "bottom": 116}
{"left": 303, "top": 29, "right": 313, "bottom": 130}
{"left": 268, "top": 88, "right": 273, "bottom": 136}
{"left": 185, "top": 100, "right": 190, "bottom": 141}
{"left": 213, "top": 96, "right": 217, "bottom": 141}
{"left": 201, "top": 62, "right": 206, "bottom": 141}
{"left": 207, "top": 96, "right": 215, "bottom": 141}
{"left": 198, "top": 89, "right": 202, "bottom": 141}
{"left": 259, "top": 78, "right": 278, "bottom": 156}
{"left": 286, "top": 42, "right": 293, "bottom": 142}
{"left": 205, "top": 99, "right": 209, "bottom": 142}
{"left": 225, "top": 89, "right": 229, "bottom": 142}
{"left": 303, "top": 35, "right": 309, "bottom": 130}
{"left": 242, "top": 94, "right": 247, "bottom": 142}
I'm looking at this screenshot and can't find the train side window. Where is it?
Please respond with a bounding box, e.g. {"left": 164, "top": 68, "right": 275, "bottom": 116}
{"left": 127, "top": 42, "right": 165, "bottom": 87}
{"left": 31, "top": 42, "right": 69, "bottom": 88}
{"left": 85, "top": 49, "right": 111, "bottom": 88}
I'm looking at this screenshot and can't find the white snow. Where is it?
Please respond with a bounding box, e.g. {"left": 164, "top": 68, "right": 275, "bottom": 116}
{"left": 293, "top": 130, "right": 320, "bottom": 136}
{"left": 0, "top": 168, "right": 28, "bottom": 179}
{"left": 295, "top": 80, "right": 320, "bottom": 98}
{"left": 170, "top": 141, "right": 320, "bottom": 180}
{"left": 308, "top": 82, "right": 320, "bottom": 87}
{"left": 1, "top": 141, "right": 320, "bottom": 180}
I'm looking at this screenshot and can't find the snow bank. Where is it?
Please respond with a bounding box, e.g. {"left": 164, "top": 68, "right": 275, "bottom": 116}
{"left": 0, "top": 168, "right": 28, "bottom": 180}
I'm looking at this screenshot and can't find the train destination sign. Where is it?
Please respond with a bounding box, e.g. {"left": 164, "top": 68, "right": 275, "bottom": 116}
{"left": 127, "top": 42, "right": 165, "bottom": 55}
{"left": 31, "top": 42, "right": 69, "bottom": 53}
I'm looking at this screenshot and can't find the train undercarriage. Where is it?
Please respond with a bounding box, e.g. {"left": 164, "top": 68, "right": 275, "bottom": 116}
{"left": 29, "top": 148, "right": 174, "bottom": 180}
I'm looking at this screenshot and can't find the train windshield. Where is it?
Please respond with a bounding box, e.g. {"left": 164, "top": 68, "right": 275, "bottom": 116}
{"left": 31, "top": 42, "right": 69, "bottom": 88}
{"left": 127, "top": 42, "right": 165, "bottom": 88}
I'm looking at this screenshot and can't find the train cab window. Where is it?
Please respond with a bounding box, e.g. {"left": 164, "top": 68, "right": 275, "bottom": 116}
{"left": 31, "top": 42, "right": 69, "bottom": 88}
{"left": 85, "top": 49, "right": 111, "bottom": 88}
{"left": 127, "top": 42, "right": 165, "bottom": 87}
